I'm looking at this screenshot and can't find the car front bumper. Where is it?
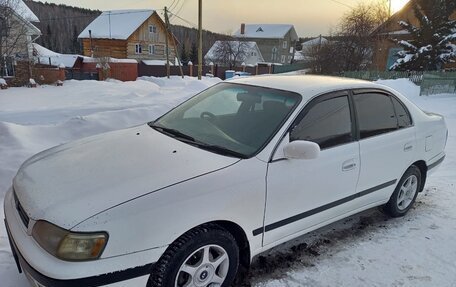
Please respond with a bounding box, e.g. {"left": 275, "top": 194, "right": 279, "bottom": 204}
{"left": 4, "top": 188, "right": 164, "bottom": 287}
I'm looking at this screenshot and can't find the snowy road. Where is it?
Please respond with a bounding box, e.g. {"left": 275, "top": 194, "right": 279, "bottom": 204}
{"left": 0, "top": 77, "right": 455, "bottom": 287}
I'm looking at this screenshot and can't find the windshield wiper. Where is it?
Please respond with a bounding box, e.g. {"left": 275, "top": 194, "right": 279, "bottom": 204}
{"left": 149, "top": 123, "right": 247, "bottom": 159}
{"left": 194, "top": 143, "right": 248, "bottom": 159}
{"left": 149, "top": 124, "right": 196, "bottom": 142}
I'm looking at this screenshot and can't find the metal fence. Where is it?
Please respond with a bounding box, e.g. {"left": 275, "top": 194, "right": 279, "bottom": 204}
{"left": 420, "top": 72, "right": 456, "bottom": 96}
{"left": 340, "top": 71, "right": 424, "bottom": 85}
{"left": 339, "top": 71, "right": 456, "bottom": 96}
{"left": 272, "top": 62, "right": 310, "bottom": 74}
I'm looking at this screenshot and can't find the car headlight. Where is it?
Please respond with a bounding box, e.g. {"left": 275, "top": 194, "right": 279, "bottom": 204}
{"left": 32, "top": 221, "right": 108, "bottom": 261}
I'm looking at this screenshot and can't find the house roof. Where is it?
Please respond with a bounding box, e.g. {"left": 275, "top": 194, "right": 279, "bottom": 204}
{"left": 11, "top": 0, "right": 40, "bottom": 22}
{"left": 233, "top": 24, "right": 298, "bottom": 41}
{"left": 205, "top": 41, "right": 264, "bottom": 61}
{"left": 33, "top": 43, "right": 84, "bottom": 68}
{"left": 78, "top": 9, "right": 155, "bottom": 40}
{"left": 301, "top": 37, "right": 328, "bottom": 49}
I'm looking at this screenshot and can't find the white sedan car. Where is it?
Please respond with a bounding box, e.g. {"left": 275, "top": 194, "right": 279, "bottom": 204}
{"left": 4, "top": 76, "right": 447, "bottom": 287}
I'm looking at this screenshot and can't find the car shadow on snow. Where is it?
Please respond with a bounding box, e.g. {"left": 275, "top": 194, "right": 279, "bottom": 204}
{"left": 238, "top": 189, "right": 438, "bottom": 286}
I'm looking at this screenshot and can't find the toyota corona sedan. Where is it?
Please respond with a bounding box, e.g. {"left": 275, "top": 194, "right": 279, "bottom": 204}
{"left": 4, "top": 75, "right": 447, "bottom": 287}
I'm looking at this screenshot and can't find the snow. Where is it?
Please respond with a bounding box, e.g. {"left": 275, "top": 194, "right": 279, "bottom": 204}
{"left": 1, "top": 77, "right": 455, "bottom": 286}
{"left": 83, "top": 58, "right": 137, "bottom": 64}
{"left": 0, "top": 78, "right": 6, "bottom": 85}
{"left": 204, "top": 41, "right": 265, "bottom": 65}
{"left": 234, "top": 24, "right": 298, "bottom": 41}
{"left": 33, "top": 43, "right": 83, "bottom": 68}
{"left": 78, "top": 10, "right": 155, "bottom": 40}
{"left": 6, "top": 0, "right": 40, "bottom": 22}
{"left": 301, "top": 37, "right": 328, "bottom": 49}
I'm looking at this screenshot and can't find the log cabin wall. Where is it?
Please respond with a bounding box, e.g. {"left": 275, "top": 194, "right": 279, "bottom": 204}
{"left": 126, "top": 12, "right": 176, "bottom": 61}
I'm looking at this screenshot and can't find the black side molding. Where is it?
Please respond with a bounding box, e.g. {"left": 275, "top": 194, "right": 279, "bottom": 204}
{"left": 428, "top": 155, "right": 445, "bottom": 171}
{"left": 253, "top": 180, "right": 397, "bottom": 236}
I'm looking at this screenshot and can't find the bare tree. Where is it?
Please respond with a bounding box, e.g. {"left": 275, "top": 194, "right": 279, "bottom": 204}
{"left": 209, "top": 40, "right": 250, "bottom": 68}
{"left": 308, "top": 1, "right": 389, "bottom": 74}
{"left": 0, "top": 0, "right": 34, "bottom": 77}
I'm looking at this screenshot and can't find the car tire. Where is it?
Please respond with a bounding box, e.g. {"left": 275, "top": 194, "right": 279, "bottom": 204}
{"left": 384, "top": 165, "right": 421, "bottom": 217}
{"left": 147, "top": 223, "right": 239, "bottom": 287}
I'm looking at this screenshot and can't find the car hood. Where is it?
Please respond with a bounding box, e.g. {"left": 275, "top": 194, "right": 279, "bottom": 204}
{"left": 13, "top": 124, "right": 240, "bottom": 229}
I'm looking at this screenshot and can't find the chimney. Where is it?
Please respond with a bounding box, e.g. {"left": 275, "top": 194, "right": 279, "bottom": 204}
{"left": 241, "top": 23, "right": 245, "bottom": 35}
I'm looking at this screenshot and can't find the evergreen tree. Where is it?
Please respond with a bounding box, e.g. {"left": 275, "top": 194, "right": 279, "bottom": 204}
{"left": 46, "top": 24, "right": 53, "bottom": 51}
{"left": 180, "top": 43, "right": 189, "bottom": 65}
{"left": 72, "top": 25, "right": 80, "bottom": 54}
{"left": 189, "top": 42, "right": 198, "bottom": 64}
{"left": 391, "top": 0, "right": 456, "bottom": 71}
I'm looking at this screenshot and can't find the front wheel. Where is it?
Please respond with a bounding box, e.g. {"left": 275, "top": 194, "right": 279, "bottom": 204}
{"left": 147, "top": 224, "right": 239, "bottom": 287}
{"left": 383, "top": 165, "right": 421, "bottom": 217}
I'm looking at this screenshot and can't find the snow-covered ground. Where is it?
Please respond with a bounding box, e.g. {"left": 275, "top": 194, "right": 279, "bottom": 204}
{"left": 0, "top": 77, "right": 455, "bottom": 287}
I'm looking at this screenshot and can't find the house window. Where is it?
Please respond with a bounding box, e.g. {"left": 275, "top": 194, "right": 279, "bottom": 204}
{"left": 281, "top": 55, "right": 286, "bottom": 63}
{"left": 149, "top": 44, "right": 155, "bottom": 55}
{"left": 135, "top": 44, "right": 142, "bottom": 54}
{"left": 271, "top": 47, "right": 278, "bottom": 62}
{"left": 149, "top": 25, "right": 158, "bottom": 41}
{"left": 251, "top": 52, "right": 257, "bottom": 57}
{"left": 288, "top": 55, "right": 292, "bottom": 63}
{"left": 283, "top": 41, "right": 288, "bottom": 49}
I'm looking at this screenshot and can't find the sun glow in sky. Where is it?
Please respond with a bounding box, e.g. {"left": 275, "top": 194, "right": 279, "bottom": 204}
{"left": 390, "top": 0, "right": 410, "bottom": 14}
{"left": 44, "top": 0, "right": 409, "bottom": 36}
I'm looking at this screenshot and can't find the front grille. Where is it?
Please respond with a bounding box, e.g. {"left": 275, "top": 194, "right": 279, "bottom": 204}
{"left": 13, "top": 191, "right": 30, "bottom": 228}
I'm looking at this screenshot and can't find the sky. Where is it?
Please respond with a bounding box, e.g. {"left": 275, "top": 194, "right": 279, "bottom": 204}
{"left": 43, "top": 0, "right": 410, "bottom": 37}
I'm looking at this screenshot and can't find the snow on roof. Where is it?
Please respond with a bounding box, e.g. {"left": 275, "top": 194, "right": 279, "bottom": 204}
{"left": 7, "top": 0, "right": 40, "bottom": 22}
{"left": 301, "top": 37, "right": 328, "bottom": 49}
{"left": 234, "top": 24, "right": 298, "bottom": 40}
{"left": 33, "top": 43, "right": 83, "bottom": 68}
{"left": 205, "top": 41, "right": 262, "bottom": 59}
{"left": 83, "top": 57, "right": 138, "bottom": 64}
{"left": 78, "top": 9, "right": 155, "bottom": 40}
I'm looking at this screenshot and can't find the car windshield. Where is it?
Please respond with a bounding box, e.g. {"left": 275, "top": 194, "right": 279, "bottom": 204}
{"left": 150, "top": 82, "right": 301, "bottom": 158}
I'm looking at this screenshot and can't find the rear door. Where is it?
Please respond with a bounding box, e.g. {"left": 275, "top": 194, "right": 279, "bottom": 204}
{"left": 352, "top": 90, "right": 415, "bottom": 205}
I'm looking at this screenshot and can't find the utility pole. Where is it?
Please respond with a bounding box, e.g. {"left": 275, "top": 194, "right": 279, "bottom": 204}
{"left": 164, "top": 6, "right": 171, "bottom": 79}
{"left": 388, "top": 0, "right": 392, "bottom": 16}
{"left": 164, "top": 7, "right": 184, "bottom": 79}
{"left": 198, "top": 0, "right": 203, "bottom": 80}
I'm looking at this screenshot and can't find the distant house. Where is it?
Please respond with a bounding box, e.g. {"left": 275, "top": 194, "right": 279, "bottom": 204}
{"left": 0, "top": 0, "right": 41, "bottom": 83}
{"left": 371, "top": 2, "right": 456, "bottom": 70}
{"left": 78, "top": 9, "right": 178, "bottom": 62}
{"left": 233, "top": 24, "right": 298, "bottom": 64}
{"left": 205, "top": 41, "right": 264, "bottom": 66}
{"left": 296, "top": 36, "right": 329, "bottom": 62}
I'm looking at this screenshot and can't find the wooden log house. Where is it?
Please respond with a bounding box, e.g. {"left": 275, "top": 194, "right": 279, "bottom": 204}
{"left": 78, "top": 9, "right": 177, "bottom": 62}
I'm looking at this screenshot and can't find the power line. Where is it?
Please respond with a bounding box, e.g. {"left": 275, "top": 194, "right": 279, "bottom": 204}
{"left": 171, "top": 0, "right": 186, "bottom": 19}
{"left": 169, "top": 0, "right": 180, "bottom": 12}
{"left": 328, "top": 0, "right": 354, "bottom": 9}
{"left": 167, "top": 10, "right": 197, "bottom": 28}
{"left": 39, "top": 10, "right": 163, "bottom": 22}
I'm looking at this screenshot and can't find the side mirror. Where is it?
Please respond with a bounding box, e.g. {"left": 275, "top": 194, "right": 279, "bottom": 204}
{"left": 283, "top": 141, "right": 320, "bottom": 160}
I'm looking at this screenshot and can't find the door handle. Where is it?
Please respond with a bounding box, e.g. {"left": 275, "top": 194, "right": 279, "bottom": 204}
{"left": 404, "top": 143, "right": 413, "bottom": 152}
{"left": 342, "top": 159, "right": 357, "bottom": 171}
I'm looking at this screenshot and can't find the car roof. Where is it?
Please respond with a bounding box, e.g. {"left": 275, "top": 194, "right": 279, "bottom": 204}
{"left": 228, "top": 75, "right": 389, "bottom": 99}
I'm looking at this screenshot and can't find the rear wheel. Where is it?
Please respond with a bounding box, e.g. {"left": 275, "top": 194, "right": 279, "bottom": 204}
{"left": 384, "top": 165, "right": 421, "bottom": 217}
{"left": 147, "top": 224, "right": 239, "bottom": 287}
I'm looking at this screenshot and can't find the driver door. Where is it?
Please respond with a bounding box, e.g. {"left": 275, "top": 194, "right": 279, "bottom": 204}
{"left": 263, "top": 92, "right": 360, "bottom": 246}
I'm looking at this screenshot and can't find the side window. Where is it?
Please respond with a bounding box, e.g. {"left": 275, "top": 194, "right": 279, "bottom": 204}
{"left": 291, "top": 96, "right": 353, "bottom": 149}
{"left": 391, "top": 97, "right": 412, "bottom": 128}
{"left": 353, "top": 93, "right": 397, "bottom": 139}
